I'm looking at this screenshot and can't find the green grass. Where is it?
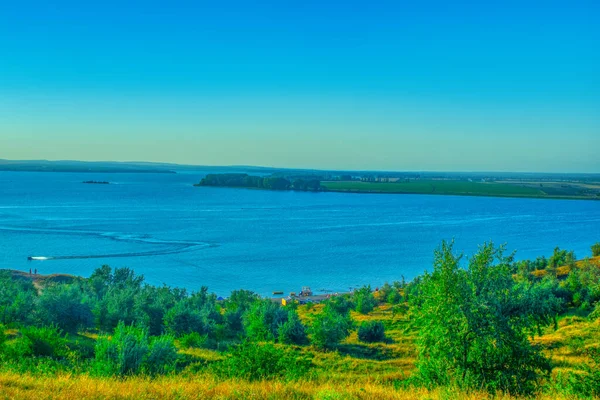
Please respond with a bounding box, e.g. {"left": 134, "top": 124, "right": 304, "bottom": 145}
{"left": 2, "top": 303, "right": 596, "bottom": 399}
{"left": 322, "top": 180, "right": 545, "bottom": 197}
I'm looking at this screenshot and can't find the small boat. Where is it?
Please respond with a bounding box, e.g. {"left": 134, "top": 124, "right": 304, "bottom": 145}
{"left": 272, "top": 291, "right": 284, "bottom": 295}
{"left": 27, "top": 256, "right": 49, "bottom": 261}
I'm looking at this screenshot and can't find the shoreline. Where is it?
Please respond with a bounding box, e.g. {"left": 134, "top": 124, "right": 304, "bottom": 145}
{"left": 196, "top": 184, "right": 600, "bottom": 201}
{"left": 3, "top": 269, "right": 350, "bottom": 302}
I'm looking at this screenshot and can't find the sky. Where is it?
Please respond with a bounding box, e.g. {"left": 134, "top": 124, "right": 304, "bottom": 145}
{"left": 1, "top": 0, "right": 599, "bottom": 172}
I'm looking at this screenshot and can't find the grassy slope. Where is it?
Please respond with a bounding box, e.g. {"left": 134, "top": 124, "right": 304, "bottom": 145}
{"left": 2, "top": 259, "right": 600, "bottom": 399}
{"left": 321, "top": 180, "right": 598, "bottom": 200}
{"left": 2, "top": 301, "right": 598, "bottom": 399}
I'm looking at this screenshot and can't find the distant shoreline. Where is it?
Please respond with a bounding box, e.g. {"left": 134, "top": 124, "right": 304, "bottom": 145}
{"left": 196, "top": 174, "right": 600, "bottom": 201}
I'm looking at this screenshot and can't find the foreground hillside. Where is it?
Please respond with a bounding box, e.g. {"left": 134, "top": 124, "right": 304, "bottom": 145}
{"left": 1, "top": 244, "right": 599, "bottom": 399}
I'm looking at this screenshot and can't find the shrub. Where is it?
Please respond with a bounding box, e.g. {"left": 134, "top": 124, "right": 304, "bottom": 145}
{"left": 325, "top": 295, "right": 353, "bottom": 314}
{"left": 0, "top": 272, "right": 37, "bottom": 326}
{"left": 592, "top": 243, "right": 600, "bottom": 257}
{"left": 94, "top": 322, "right": 178, "bottom": 376}
{"left": 16, "top": 326, "right": 68, "bottom": 358}
{"left": 0, "top": 324, "right": 7, "bottom": 352}
{"left": 163, "top": 301, "right": 209, "bottom": 337}
{"left": 37, "top": 283, "right": 93, "bottom": 333}
{"left": 387, "top": 290, "right": 402, "bottom": 304}
{"left": 414, "top": 241, "right": 555, "bottom": 395}
{"left": 357, "top": 321, "right": 386, "bottom": 343}
{"left": 310, "top": 307, "right": 353, "bottom": 349}
{"left": 145, "top": 335, "right": 178, "bottom": 375}
{"left": 94, "top": 323, "right": 148, "bottom": 376}
{"left": 278, "top": 310, "right": 308, "bottom": 345}
{"left": 354, "top": 286, "right": 377, "bottom": 314}
{"left": 214, "top": 341, "right": 312, "bottom": 381}
{"left": 179, "top": 332, "right": 206, "bottom": 348}
{"left": 244, "top": 300, "right": 288, "bottom": 342}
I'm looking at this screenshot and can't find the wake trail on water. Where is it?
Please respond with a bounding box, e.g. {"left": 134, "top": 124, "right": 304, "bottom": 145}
{"left": 0, "top": 226, "right": 217, "bottom": 261}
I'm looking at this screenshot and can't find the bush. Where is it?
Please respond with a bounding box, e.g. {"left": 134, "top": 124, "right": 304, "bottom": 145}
{"left": 278, "top": 310, "right": 308, "bottom": 345}
{"left": 325, "top": 295, "right": 354, "bottom": 314}
{"left": 0, "top": 272, "right": 37, "bottom": 326}
{"left": 214, "top": 341, "right": 312, "bottom": 381}
{"left": 243, "top": 300, "right": 288, "bottom": 342}
{"left": 357, "top": 321, "right": 386, "bottom": 343}
{"left": 310, "top": 307, "right": 353, "bottom": 349}
{"left": 414, "top": 241, "right": 555, "bottom": 395}
{"left": 0, "top": 324, "right": 7, "bottom": 353}
{"left": 164, "top": 301, "right": 209, "bottom": 337}
{"left": 179, "top": 332, "right": 206, "bottom": 348}
{"left": 16, "top": 326, "right": 68, "bottom": 358}
{"left": 93, "top": 322, "right": 177, "bottom": 376}
{"left": 94, "top": 323, "right": 148, "bottom": 376}
{"left": 145, "top": 335, "right": 178, "bottom": 375}
{"left": 592, "top": 243, "right": 600, "bottom": 257}
{"left": 354, "top": 286, "right": 377, "bottom": 314}
{"left": 37, "top": 283, "right": 93, "bottom": 333}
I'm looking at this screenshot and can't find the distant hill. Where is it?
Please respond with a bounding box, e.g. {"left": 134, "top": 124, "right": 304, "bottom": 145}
{"left": 0, "top": 159, "right": 176, "bottom": 173}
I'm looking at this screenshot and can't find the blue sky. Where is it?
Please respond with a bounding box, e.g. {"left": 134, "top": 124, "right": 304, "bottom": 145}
{"left": 1, "top": 0, "right": 598, "bottom": 172}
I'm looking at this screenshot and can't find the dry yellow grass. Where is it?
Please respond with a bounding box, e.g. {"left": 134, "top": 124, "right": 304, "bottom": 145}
{"left": 0, "top": 372, "right": 578, "bottom": 400}
{"left": 529, "top": 255, "right": 600, "bottom": 279}
{"left": 3, "top": 266, "right": 600, "bottom": 400}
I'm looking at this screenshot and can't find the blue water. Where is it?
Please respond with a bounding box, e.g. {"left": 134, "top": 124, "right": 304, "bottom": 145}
{"left": 0, "top": 171, "right": 598, "bottom": 296}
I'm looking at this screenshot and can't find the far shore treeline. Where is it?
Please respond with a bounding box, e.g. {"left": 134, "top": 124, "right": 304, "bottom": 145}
{"left": 196, "top": 173, "right": 323, "bottom": 191}
{"left": 195, "top": 172, "right": 600, "bottom": 200}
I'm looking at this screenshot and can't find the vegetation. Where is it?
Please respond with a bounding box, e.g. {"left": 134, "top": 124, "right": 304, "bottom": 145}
{"left": 1, "top": 242, "right": 600, "bottom": 399}
{"left": 196, "top": 173, "right": 322, "bottom": 192}
{"left": 196, "top": 173, "right": 600, "bottom": 200}
{"left": 321, "top": 179, "right": 600, "bottom": 200}
{"left": 592, "top": 242, "right": 600, "bottom": 257}
{"left": 357, "top": 321, "right": 386, "bottom": 343}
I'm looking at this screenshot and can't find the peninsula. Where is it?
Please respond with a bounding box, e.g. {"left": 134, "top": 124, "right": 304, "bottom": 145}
{"left": 196, "top": 172, "right": 600, "bottom": 200}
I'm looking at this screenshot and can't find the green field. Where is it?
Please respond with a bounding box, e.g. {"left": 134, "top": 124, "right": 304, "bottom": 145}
{"left": 321, "top": 180, "right": 598, "bottom": 199}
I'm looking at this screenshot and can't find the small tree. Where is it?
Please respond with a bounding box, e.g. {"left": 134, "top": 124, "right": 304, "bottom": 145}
{"left": 414, "top": 241, "right": 557, "bottom": 394}
{"left": 94, "top": 322, "right": 177, "bottom": 376}
{"left": 325, "top": 295, "right": 354, "bottom": 314}
{"left": 164, "top": 301, "right": 209, "bottom": 337}
{"left": 357, "top": 321, "right": 386, "bottom": 343}
{"left": 278, "top": 310, "right": 308, "bottom": 345}
{"left": 37, "top": 283, "right": 93, "bottom": 334}
{"left": 592, "top": 242, "right": 600, "bottom": 257}
{"left": 354, "top": 286, "right": 377, "bottom": 314}
{"left": 16, "top": 325, "right": 68, "bottom": 358}
{"left": 310, "top": 306, "right": 353, "bottom": 349}
{"left": 0, "top": 272, "right": 37, "bottom": 326}
{"left": 214, "top": 341, "right": 312, "bottom": 381}
{"left": 243, "top": 300, "right": 288, "bottom": 342}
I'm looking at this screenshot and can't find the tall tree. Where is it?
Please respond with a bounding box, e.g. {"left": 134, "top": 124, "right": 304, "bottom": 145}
{"left": 414, "top": 241, "right": 559, "bottom": 394}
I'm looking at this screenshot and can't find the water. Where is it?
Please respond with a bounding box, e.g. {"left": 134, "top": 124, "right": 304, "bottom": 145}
{"left": 0, "top": 171, "right": 598, "bottom": 296}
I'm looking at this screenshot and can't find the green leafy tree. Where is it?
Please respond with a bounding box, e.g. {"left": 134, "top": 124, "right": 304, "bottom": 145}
{"left": 354, "top": 285, "right": 377, "bottom": 314}
{"left": 36, "top": 283, "right": 93, "bottom": 333}
{"left": 592, "top": 242, "right": 600, "bottom": 257}
{"left": 94, "top": 322, "right": 178, "bottom": 376}
{"left": 15, "top": 325, "right": 68, "bottom": 358}
{"left": 278, "top": 310, "right": 308, "bottom": 345}
{"left": 243, "top": 300, "right": 288, "bottom": 341}
{"left": 325, "top": 295, "right": 354, "bottom": 315}
{"left": 414, "top": 241, "right": 557, "bottom": 394}
{"left": 357, "top": 321, "right": 386, "bottom": 343}
{"left": 309, "top": 305, "right": 353, "bottom": 349}
{"left": 163, "top": 300, "right": 209, "bottom": 337}
{"left": 214, "top": 341, "right": 312, "bottom": 381}
{"left": 0, "top": 271, "right": 37, "bottom": 326}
